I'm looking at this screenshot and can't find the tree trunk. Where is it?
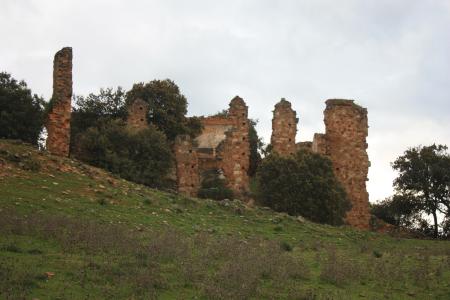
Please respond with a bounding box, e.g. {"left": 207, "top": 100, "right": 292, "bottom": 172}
{"left": 432, "top": 210, "right": 439, "bottom": 239}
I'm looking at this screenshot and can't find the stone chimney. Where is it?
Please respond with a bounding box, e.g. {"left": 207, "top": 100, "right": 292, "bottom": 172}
{"left": 46, "top": 47, "right": 73, "bottom": 157}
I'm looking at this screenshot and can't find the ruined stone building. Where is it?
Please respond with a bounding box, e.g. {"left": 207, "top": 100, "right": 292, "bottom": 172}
{"left": 44, "top": 47, "right": 370, "bottom": 229}
{"left": 313, "top": 100, "right": 370, "bottom": 229}
{"left": 46, "top": 47, "right": 72, "bottom": 157}
{"left": 175, "top": 96, "right": 250, "bottom": 197}
{"left": 270, "top": 99, "right": 370, "bottom": 229}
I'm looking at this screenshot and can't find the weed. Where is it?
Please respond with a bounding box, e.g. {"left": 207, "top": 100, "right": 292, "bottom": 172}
{"left": 2, "top": 243, "right": 22, "bottom": 253}
{"left": 280, "top": 240, "right": 293, "bottom": 252}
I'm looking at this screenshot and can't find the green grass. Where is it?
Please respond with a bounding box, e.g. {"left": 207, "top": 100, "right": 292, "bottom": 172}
{"left": 0, "top": 139, "right": 450, "bottom": 299}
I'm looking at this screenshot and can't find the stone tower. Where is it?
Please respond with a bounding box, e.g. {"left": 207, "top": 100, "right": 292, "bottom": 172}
{"left": 127, "top": 98, "right": 149, "bottom": 131}
{"left": 219, "top": 96, "right": 250, "bottom": 194}
{"left": 271, "top": 99, "right": 298, "bottom": 156}
{"left": 174, "top": 135, "right": 200, "bottom": 197}
{"left": 323, "top": 99, "right": 370, "bottom": 229}
{"left": 46, "top": 47, "right": 73, "bottom": 157}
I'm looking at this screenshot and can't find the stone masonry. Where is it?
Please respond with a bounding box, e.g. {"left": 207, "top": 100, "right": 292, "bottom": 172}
{"left": 312, "top": 133, "right": 327, "bottom": 155}
{"left": 127, "top": 98, "right": 149, "bottom": 130}
{"left": 46, "top": 47, "right": 73, "bottom": 157}
{"left": 174, "top": 135, "right": 200, "bottom": 197}
{"left": 218, "top": 96, "right": 250, "bottom": 194}
{"left": 315, "top": 99, "right": 370, "bottom": 229}
{"left": 271, "top": 99, "right": 298, "bottom": 156}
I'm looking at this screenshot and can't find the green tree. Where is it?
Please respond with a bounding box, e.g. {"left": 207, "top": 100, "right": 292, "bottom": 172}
{"left": 76, "top": 120, "right": 173, "bottom": 188}
{"left": 126, "top": 79, "right": 201, "bottom": 140}
{"left": 0, "top": 72, "right": 45, "bottom": 145}
{"left": 370, "top": 195, "right": 421, "bottom": 228}
{"left": 256, "top": 149, "right": 351, "bottom": 225}
{"left": 392, "top": 144, "right": 450, "bottom": 238}
{"left": 248, "top": 119, "right": 263, "bottom": 177}
{"left": 71, "top": 87, "right": 127, "bottom": 152}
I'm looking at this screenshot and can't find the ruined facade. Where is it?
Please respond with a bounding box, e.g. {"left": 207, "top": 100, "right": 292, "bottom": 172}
{"left": 192, "top": 96, "right": 250, "bottom": 196}
{"left": 126, "top": 98, "right": 149, "bottom": 130}
{"left": 46, "top": 47, "right": 72, "bottom": 157}
{"left": 271, "top": 99, "right": 298, "bottom": 156}
{"left": 312, "top": 100, "right": 370, "bottom": 229}
{"left": 125, "top": 95, "right": 251, "bottom": 197}
{"left": 42, "top": 47, "right": 370, "bottom": 229}
{"left": 269, "top": 97, "right": 371, "bottom": 229}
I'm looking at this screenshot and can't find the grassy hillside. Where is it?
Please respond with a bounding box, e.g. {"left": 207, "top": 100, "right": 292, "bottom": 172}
{"left": 0, "top": 139, "right": 449, "bottom": 299}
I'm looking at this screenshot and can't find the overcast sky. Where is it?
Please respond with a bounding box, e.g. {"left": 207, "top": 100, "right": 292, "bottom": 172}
{"left": 2, "top": 0, "right": 450, "bottom": 202}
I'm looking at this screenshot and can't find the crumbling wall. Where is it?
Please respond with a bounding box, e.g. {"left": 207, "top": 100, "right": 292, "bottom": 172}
{"left": 218, "top": 96, "right": 250, "bottom": 195}
{"left": 46, "top": 47, "right": 72, "bottom": 157}
{"left": 312, "top": 133, "right": 327, "bottom": 155}
{"left": 296, "top": 141, "right": 312, "bottom": 151}
{"left": 322, "top": 99, "right": 370, "bottom": 229}
{"left": 174, "top": 135, "right": 199, "bottom": 197}
{"left": 127, "top": 98, "right": 149, "bottom": 130}
{"left": 271, "top": 99, "right": 298, "bottom": 156}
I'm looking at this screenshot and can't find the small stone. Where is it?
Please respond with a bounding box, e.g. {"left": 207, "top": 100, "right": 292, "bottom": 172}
{"left": 297, "top": 216, "right": 306, "bottom": 223}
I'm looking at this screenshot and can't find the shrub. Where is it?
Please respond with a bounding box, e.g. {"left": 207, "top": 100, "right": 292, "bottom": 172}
{"left": 197, "top": 169, "right": 234, "bottom": 200}
{"left": 256, "top": 149, "right": 351, "bottom": 225}
{"left": 75, "top": 120, "right": 173, "bottom": 188}
{"left": 0, "top": 72, "right": 45, "bottom": 145}
{"left": 71, "top": 87, "right": 128, "bottom": 152}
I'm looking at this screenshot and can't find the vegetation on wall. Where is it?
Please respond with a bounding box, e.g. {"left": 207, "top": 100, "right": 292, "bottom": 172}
{"left": 256, "top": 149, "right": 351, "bottom": 225}
{"left": 0, "top": 72, "right": 45, "bottom": 145}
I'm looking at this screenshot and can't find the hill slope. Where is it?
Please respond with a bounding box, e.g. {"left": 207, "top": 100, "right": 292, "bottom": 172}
{"left": 0, "top": 139, "right": 449, "bottom": 299}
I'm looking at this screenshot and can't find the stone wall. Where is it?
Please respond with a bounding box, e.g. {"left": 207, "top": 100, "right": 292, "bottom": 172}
{"left": 322, "top": 99, "right": 370, "bottom": 229}
{"left": 271, "top": 99, "right": 298, "bottom": 156}
{"left": 174, "top": 135, "right": 200, "bottom": 197}
{"left": 127, "top": 98, "right": 149, "bottom": 130}
{"left": 218, "top": 96, "right": 250, "bottom": 195}
{"left": 46, "top": 47, "right": 72, "bottom": 157}
{"left": 312, "top": 133, "right": 327, "bottom": 155}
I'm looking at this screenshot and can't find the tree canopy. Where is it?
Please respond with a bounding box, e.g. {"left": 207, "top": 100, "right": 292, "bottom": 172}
{"left": 256, "top": 149, "right": 351, "bottom": 225}
{"left": 391, "top": 144, "right": 450, "bottom": 238}
{"left": 126, "top": 79, "right": 201, "bottom": 140}
{"left": 0, "top": 72, "right": 45, "bottom": 145}
{"left": 71, "top": 87, "right": 128, "bottom": 152}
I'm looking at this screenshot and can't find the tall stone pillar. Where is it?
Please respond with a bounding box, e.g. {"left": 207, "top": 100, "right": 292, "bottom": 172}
{"left": 46, "top": 47, "right": 73, "bottom": 157}
{"left": 271, "top": 99, "right": 298, "bottom": 156}
{"left": 323, "top": 99, "right": 370, "bottom": 229}
{"left": 220, "top": 96, "right": 250, "bottom": 195}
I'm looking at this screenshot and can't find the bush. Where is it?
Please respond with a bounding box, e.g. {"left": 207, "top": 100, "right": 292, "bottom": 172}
{"left": 256, "top": 149, "right": 351, "bottom": 225}
{"left": 197, "top": 169, "right": 234, "bottom": 200}
{"left": 71, "top": 87, "right": 127, "bottom": 153}
{"left": 75, "top": 120, "right": 173, "bottom": 188}
{"left": 0, "top": 72, "right": 45, "bottom": 145}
